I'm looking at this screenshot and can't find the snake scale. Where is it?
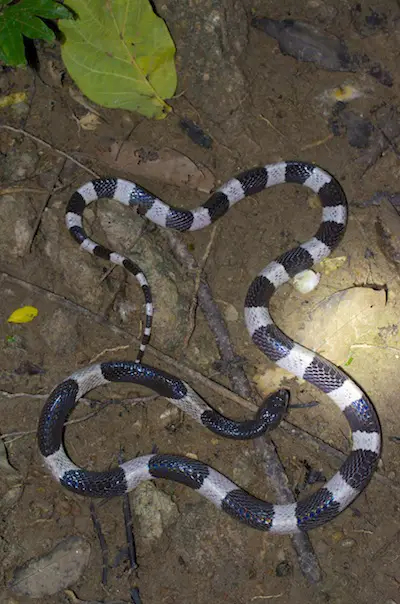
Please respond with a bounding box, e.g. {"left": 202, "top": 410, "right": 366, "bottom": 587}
{"left": 37, "top": 161, "right": 381, "bottom": 534}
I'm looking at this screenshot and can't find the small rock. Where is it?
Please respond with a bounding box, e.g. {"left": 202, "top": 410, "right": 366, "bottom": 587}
{"left": 159, "top": 405, "right": 181, "bottom": 430}
{"left": 9, "top": 536, "right": 91, "bottom": 597}
{"left": 275, "top": 560, "right": 292, "bottom": 576}
{"left": 387, "top": 470, "right": 396, "bottom": 480}
{"left": 223, "top": 302, "right": 239, "bottom": 322}
{"left": 252, "top": 17, "right": 356, "bottom": 72}
{"left": 185, "top": 452, "right": 198, "bottom": 460}
{"left": 132, "top": 482, "right": 179, "bottom": 550}
{"left": 12, "top": 152, "right": 38, "bottom": 181}
{"left": 293, "top": 269, "right": 320, "bottom": 293}
{"left": 340, "top": 538, "right": 357, "bottom": 549}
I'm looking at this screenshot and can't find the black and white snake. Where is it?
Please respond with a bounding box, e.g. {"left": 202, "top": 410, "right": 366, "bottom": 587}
{"left": 37, "top": 161, "right": 381, "bottom": 533}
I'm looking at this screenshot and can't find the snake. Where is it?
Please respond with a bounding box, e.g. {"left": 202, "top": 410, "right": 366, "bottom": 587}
{"left": 37, "top": 161, "right": 381, "bottom": 534}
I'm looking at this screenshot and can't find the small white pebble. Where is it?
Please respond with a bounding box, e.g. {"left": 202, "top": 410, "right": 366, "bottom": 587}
{"left": 293, "top": 270, "right": 320, "bottom": 293}
{"left": 340, "top": 538, "right": 357, "bottom": 549}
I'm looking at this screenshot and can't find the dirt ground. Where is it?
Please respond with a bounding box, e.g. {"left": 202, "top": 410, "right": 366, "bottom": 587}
{"left": 1, "top": 1, "right": 400, "bottom": 603}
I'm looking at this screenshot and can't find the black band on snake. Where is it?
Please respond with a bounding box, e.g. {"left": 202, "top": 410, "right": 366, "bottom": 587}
{"left": 37, "top": 161, "right": 381, "bottom": 534}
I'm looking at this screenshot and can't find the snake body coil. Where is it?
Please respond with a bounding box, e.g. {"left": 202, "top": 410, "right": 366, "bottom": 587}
{"left": 38, "top": 161, "right": 381, "bottom": 534}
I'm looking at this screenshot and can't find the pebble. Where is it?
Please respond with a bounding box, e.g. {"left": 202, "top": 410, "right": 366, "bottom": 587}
{"left": 9, "top": 536, "right": 90, "bottom": 597}
{"left": 131, "top": 482, "right": 179, "bottom": 550}
{"left": 275, "top": 560, "right": 292, "bottom": 576}
{"left": 159, "top": 406, "right": 181, "bottom": 429}
{"left": 223, "top": 302, "right": 239, "bottom": 322}
{"left": 293, "top": 269, "right": 321, "bottom": 293}
{"left": 11, "top": 152, "right": 38, "bottom": 181}
{"left": 340, "top": 538, "right": 357, "bottom": 549}
{"left": 185, "top": 452, "right": 198, "bottom": 460}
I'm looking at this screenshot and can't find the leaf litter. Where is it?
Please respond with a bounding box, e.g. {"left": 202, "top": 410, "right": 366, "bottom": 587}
{"left": 94, "top": 138, "right": 215, "bottom": 192}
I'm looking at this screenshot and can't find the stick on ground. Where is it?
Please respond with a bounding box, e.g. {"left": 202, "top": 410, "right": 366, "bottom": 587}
{"left": 164, "top": 229, "right": 323, "bottom": 584}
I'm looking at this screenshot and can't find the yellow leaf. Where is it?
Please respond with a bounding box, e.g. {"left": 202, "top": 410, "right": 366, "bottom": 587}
{"left": 331, "top": 85, "right": 362, "bottom": 102}
{"left": 7, "top": 306, "right": 38, "bottom": 324}
{"left": 0, "top": 92, "right": 28, "bottom": 109}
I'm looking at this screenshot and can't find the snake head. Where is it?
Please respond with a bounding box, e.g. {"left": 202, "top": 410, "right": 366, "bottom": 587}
{"left": 256, "top": 389, "right": 289, "bottom": 429}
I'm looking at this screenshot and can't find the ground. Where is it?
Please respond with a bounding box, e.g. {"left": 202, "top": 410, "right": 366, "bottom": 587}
{"left": 1, "top": 1, "right": 400, "bottom": 603}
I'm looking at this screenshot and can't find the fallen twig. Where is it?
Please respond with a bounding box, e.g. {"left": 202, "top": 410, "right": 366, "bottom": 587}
{"left": 163, "top": 230, "right": 322, "bottom": 584}
{"left": 0, "top": 125, "right": 99, "bottom": 177}
{"left": 0, "top": 393, "right": 157, "bottom": 443}
{"left": 254, "top": 437, "right": 321, "bottom": 583}
{"left": 0, "top": 186, "right": 49, "bottom": 196}
{"left": 118, "top": 450, "right": 138, "bottom": 572}
{"left": 27, "top": 157, "right": 67, "bottom": 253}
{"left": 89, "top": 501, "right": 109, "bottom": 585}
{"left": 130, "top": 587, "right": 142, "bottom": 604}
{"left": 259, "top": 113, "right": 285, "bottom": 138}
{"left": 160, "top": 231, "right": 254, "bottom": 396}
{"left": 300, "top": 133, "right": 334, "bottom": 151}
{"left": 183, "top": 223, "right": 218, "bottom": 348}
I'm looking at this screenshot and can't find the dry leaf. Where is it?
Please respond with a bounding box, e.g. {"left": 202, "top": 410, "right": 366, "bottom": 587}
{"left": 7, "top": 306, "right": 38, "bottom": 324}
{"left": 95, "top": 139, "right": 215, "bottom": 193}
{"left": 319, "top": 256, "right": 347, "bottom": 275}
{"left": 78, "top": 112, "right": 101, "bottom": 131}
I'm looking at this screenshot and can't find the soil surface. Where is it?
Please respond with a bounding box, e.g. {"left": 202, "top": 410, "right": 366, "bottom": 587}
{"left": 1, "top": 1, "right": 400, "bottom": 604}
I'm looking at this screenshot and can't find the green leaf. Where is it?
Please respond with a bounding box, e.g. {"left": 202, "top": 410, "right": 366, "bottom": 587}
{"left": 14, "top": 0, "right": 73, "bottom": 20}
{"left": 59, "top": 0, "right": 177, "bottom": 119}
{"left": 0, "top": 0, "right": 73, "bottom": 67}
{"left": 14, "top": 15, "right": 55, "bottom": 41}
{"left": 0, "top": 16, "right": 26, "bottom": 66}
